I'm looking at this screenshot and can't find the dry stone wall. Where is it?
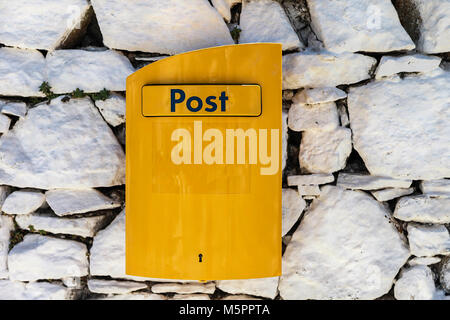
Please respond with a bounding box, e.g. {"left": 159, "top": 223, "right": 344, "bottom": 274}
{"left": 0, "top": 0, "right": 449, "bottom": 300}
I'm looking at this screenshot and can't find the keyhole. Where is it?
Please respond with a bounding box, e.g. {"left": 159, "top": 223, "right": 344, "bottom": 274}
{"left": 198, "top": 253, "right": 203, "bottom": 263}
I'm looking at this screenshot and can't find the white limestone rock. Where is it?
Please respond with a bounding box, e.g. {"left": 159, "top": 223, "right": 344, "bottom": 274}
{"left": 0, "top": 97, "right": 125, "bottom": 189}
{"left": 0, "top": 215, "right": 13, "bottom": 279}
{"left": 212, "top": 0, "right": 233, "bottom": 22}
{"left": 2, "top": 191, "right": 45, "bottom": 215}
{"left": 288, "top": 101, "right": 339, "bottom": 132}
{"left": 90, "top": 209, "right": 128, "bottom": 279}
{"left": 283, "top": 51, "right": 376, "bottom": 89}
{"left": 62, "top": 277, "right": 82, "bottom": 289}
{"left": 222, "top": 294, "right": 262, "bottom": 300}
{"left": 0, "top": 280, "right": 72, "bottom": 300}
{"left": 348, "top": 70, "right": 450, "bottom": 180}
{"left": 95, "top": 94, "right": 126, "bottom": 127}
{"left": 282, "top": 189, "right": 306, "bottom": 236}
{"left": 15, "top": 213, "right": 107, "bottom": 238}
{"left": 47, "top": 49, "right": 134, "bottom": 94}
{"left": 0, "top": 48, "right": 45, "bottom": 97}
{"left": 171, "top": 294, "right": 211, "bottom": 300}
{"left": 8, "top": 234, "right": 88, "bottom": 281}
{"left": 337, "top": 173, "right": 412, "bottom": 191}
{"left": 0, "top": 0, "right": 90, "bottom": 50}
{"left": 216, "top": 277, "right": 279, "bottom": 299}
{"left": 239, "top": 0, "right": 303, "bottom": 51}
{"left": 0, "top": 114, "right": 11, "bottom": 134}
{"left": 375, "top": 54, "right": 442, "bottom": 79}
{"left": 293, "top": 87, "right": 347, "bottom": 105}
{"left": 91, "top": 0, "right": 233, "bottom": 54}
{"left": 88, "top": 279, "right": 147, "bottom": 294}
{"left": 307, "top": 0, "right": 414, "bottom": 53}
{"left": 298, "top": 185, "right": 321, "bottom": 197}
{"left": 407, "top": 223, "right": 450, "bottom": 257}
{"left": 89, "top": 209, "right": 150, "bottom": 282}
{"left": 282, "top": 110, "right": 288, "bottom": 171}
{"left": 287, "top": 174, "right": 334, "bottom": 186}
{"left": 371, "top": 188, "right": 414, "bottom": 202}
{"left": 0, "top": 187, "right": 10, "bottom": 211}
{"left": 394, "top": 195, "right": 450, "bottom": 224}
{"left": 420, "top": 179, "right": 450, "bottom": 198}
{"left": 394, "top": 265, "right": 436, "bottom": 300}
{"left": 337, "top": 104, "right": 350, "bottom": 127}
{"left": 279, "top": 186, "right": 410, "bottom": 300}
{"left": 412, "top": 0, "right": 450, "bottom": 53}
{"left": 45, "top": 189, "right": 120, "bottom": 216}
{"left": 299, "top": 127, "right": 352, "bottom": 174}
{"left": 441, "top": 257, "right": 450, "bottom": 293}
{"left": 409, "top": 256, "right": 441, "bottom": 266}
{"left": 98, "top": 293, "right": 165, "bottom": 300}
{"left": 151, "top": 282, "right": 215, "bottom": 294}
{"left": 1, "top": 102, "right": 27, "bottom": 118}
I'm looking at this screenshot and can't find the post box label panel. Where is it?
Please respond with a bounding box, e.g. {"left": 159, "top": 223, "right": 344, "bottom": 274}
{"left": 142, "top": 84, "right": 261, "bottom": 117}
{"left": 126, "top": 44, "right": 282, "bottom": 281}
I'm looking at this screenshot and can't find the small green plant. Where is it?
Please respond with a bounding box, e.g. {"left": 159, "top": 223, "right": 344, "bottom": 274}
{"left": 90, "top": 88, "right": 111, "bottom": 101}
{"left": 230, "top": 26, "right": 241, "bottom": 42}
{"left": 38, "top": 230, "right": 47, "bottom": 236}
{"left": 70, "top": 88, "right": 86, "bottom": 98}
{"left": 28, "top": 225, "right": 36, "bottom": 232}
{"left": 9, "top": 229, "right": 25, "bottom": 250}
{"left": 39, "top": 81, "right": 58, "bottom": 101}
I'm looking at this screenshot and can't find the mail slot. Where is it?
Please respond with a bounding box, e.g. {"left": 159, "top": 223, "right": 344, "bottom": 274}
{"left": 126, "top": 43, "right": 282, "bottom": 280}
{"left": 142, "top": 84, "right": 262, "bottom": 117}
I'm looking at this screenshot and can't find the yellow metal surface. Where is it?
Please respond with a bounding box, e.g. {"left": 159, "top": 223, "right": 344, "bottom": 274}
{"left": 126, "top": 43, "right": 282, "bottom": 280}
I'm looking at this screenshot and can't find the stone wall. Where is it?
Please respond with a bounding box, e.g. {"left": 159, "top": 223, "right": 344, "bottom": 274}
{"left": 0, "top": 0, "right": 449, "bottom": 300}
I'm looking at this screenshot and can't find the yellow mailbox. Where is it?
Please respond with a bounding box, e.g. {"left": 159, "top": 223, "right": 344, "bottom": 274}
{"left": 126, "top": 43, "right": 282, "bottom": 280}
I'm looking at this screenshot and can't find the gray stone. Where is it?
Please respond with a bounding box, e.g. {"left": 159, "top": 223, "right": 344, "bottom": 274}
{"left": 282, "top": 189, "right": 305, "bottom": 236}
{"left": 8, "top": 234, "right": 88, "bottom": 281}
{"left": 0, "top": 215, "right": 14, "bottom": 279}
{"left": 287, "top": 174, "right": 335, "bottom": 186}
{"left": 88, "top": 279, "right": 147, "bottom": 294}
{"left": 95, "top": 94, "right": 126, "bottom": 127}
{"left": 394, "top": 265, "right": 436, "bottom": 300}
{"left": 394, "top": 195, "right": 450, "bottom": 224}
{"left": 15, "top": 213, "right": 107, "bottom": 238}
{"left": 288, "top": 101, "right": 339, "bottom": 132}
{"left": 0, "top": 48, "right": 45, "bottom": 97}
{"left": 91, "top": 0, "right": 233, "bottom": 54}
{"left": 299, "top": 127, "right": 352, "bottom": 174}
{"left": 419, "top": 179, "right": 450, "bottom": 198}
{"left": 283, "top": 51, "right": 376, "bottom": 89}
{"left": 375, "top": 54, "right": 441, "bottom": 79}
{"left": 407, "top": 223, "right": 450, "bottom": 257}
{"left": 1, "top": 102, "right": 27, "bottom": 118}
{"left": 0, "top": 280, "right": 72, "bottom": 300}
{"left": 337, "top": 173, "right": 412, "bottom": 191}
{"left": 371, "top": 188, "right": 414, "bottom": 202}
{"left": 2, "top": 191, "right": 45, "bottom": 215}
{"left": 306, "top": 0, "right": 415, "bottom": 53}
{"left": 47, "top": 49, "right": 135, "bottom": 94}
{"left": 0, "top": 97, "right": 125, "bottom": 189}
{"left": 0, "top": 0, "right": 91, "bottom": 50}
{"left": 216, "top": 277, "right": 279, "bottom": 299}
{"left": 151, "top": 282, "right": 215, "bottom": 294}
{"left": 348, "top": 70, "right": 450, "bottom": 180}
{"left": 239, "top": 0, "right": 303, "bottom": 51}
{"left": 279, "top": 186, "right": 409, "bottom": 300}
{"left": 45, "top": 189, "right": 120, "bottom": 216}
